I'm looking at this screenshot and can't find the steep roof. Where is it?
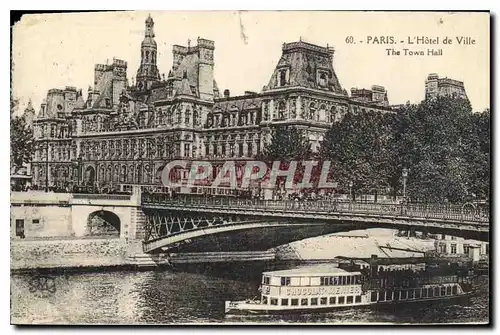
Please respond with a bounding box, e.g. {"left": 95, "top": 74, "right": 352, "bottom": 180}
{"left": 74, "top": 94, "right": 86, "bottom": 109}
{"left": 92, "top": 72, "right": 113, "bottom": 109}
{"left": 173, "top": 52, "right": 199, "bottom": 91}
{"left": 266, "top": 41, "right": 344, "bottom": 94}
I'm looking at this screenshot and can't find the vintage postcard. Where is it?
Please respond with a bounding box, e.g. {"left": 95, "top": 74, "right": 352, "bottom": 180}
{"left": 10, "top": 11, "right": 490, "bottom": 325}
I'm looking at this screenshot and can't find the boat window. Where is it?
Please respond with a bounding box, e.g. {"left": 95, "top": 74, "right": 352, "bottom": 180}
{"left": 333, "top": 277, "right": 339, "bottom": 285}
{"left": 379, "top": 291, "right": 386, "bottom": 301}
{"left": 262, "top": 296, "right": 268, "bottom": 304}
{"left": 263, "top": 276, "right": 270, "bottom": 285}
{"left": 320, "top": 297, "right": 327, "bottom": 305}
{"left": 340, "top": 276, "right": 345, "bottom": 285}
{"left": 428, "top": 288, "right": 434, "bottom": 297}
{"left": 329, "top": 297, "right": 336, "bottom": 304}
{"left": 329, "top": 277, "right": 335, "bottom": 285}
{"left": 270, "top": 298, "right": 278, "bottom": 305}
{"left": 401, "top": 290, "right": 407, "bottom": 300}
{"left": 338, "top": 296, "right": 345, "bottom": 304}
{"left": 371, "top": 291, "right": 378, "bottom": 302}
{"left": 347, "top": 296, "right": 353, "bottom": 304}
{"left": 355, "top": 275, "right": 361, "bottom": 284}
{"left": 291, "top": 299, "right": 299, "bottom": 306}
{"left": 281, "top": 277, "right": 291, "bottom": 286}
{"left": 346, "top": 276, "right": 351, "bottom": 285}
{"left": 281, "top": 298, "right": 289, "bottom": 306}
{"left": 422, "top": 288, "right": 428, "bottom": 298}
{"left": 452, "top": 285, "right": 458, "bottom": 295}
{"left": 434, "top": 287, "right": 440, "bottom": 297}
{"left": 394, "top": 291, "right": 400, "bottom": 301}
{"left": 300, "top": 298, "right": 308, "bottom": 306}
{"left": 408, "top": 290, "right": 415, "bottom": 299}
{"left": 415, "top": 289, "right": 421, "bottom": 299}
{"left": 311, "top": 298, "right": 318, "bottom": 306}
{"left": 355, "top": 295, "right": 362, "bottom": 303}
{"left": 320, "top": 277, "right": 327, "bottom": 286}
{"left": 441, "top": 287, "right": 446, "bottom": 296}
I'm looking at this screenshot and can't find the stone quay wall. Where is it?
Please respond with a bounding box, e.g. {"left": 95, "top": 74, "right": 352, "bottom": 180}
{"left": 11, "top": 238, "right": 129, "bottom": 271}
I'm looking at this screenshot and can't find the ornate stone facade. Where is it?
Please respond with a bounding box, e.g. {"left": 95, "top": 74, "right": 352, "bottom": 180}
{"left": 31, "top": 15, "right": 392, "bottom": 190}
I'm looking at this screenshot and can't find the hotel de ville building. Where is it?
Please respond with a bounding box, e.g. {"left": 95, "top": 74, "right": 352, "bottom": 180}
{"left": 29, "top": 15, "right": 401, "bottom": 193}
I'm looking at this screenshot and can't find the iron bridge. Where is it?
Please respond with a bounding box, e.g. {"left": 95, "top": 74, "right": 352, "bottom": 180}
{"left": 140, "top": 194, "right": 489, "bottom": 253}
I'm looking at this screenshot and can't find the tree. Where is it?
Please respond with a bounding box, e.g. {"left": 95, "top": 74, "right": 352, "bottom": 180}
{"left": 262, "top": 125, "right": 312, "bottom": 161}
{"left": 319, "top": 96, "right": 490, "bottom": 203}
{"left": 466, "top": 109, "right": 490, "bottom": 199}
{"left": 391, "top": 96, "right": 477, "bottom": 202}
{"left": 11, "top": 114, "right": 34, "bottom": 172}
{"left": 320, "top": 110, "right": 394, "bottom": 198}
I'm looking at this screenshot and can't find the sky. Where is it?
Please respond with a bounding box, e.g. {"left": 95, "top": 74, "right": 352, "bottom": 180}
{"left": 11, "top": 11, "right": 490, "bottom": 115}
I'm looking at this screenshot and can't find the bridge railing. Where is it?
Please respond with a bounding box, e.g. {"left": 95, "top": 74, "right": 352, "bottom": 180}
{"left": 73, "top": 194, "right": 132, "bottom": 201}
{"left": 140, "top": 194, "right": 489, "bottom": 223}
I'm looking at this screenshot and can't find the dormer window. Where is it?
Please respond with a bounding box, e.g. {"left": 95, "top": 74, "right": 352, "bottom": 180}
{"left": 279, "top": 70, "right": 286, "bottom": 87}
{"left": 277, "top": 68, "right": 290, "bottom": 87}
{"left": 317, "top": 71, "right": 329, "bottom": 88}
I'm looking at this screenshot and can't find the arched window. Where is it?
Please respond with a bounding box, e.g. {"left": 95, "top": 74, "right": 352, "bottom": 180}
{"left": 144, "top": 165, "right": 151, "bottom": 184}
{"left": 206, "top": 113, "right": 213, "bottom": 128}
{"left": 185, "top": 108, "right": 191, "bottom": 125}
{"left": 319, "top": 72, "right": 327, "bottom": 87}
{"left": 193, "top": 109, "right": 198, "bottom": 126}
{"left": 329, "top": 106, "right": 337, "bottom": 123}
{"left": 114, "top": 165, "right": 120, "bottom": 183}
{"left": 278, "top": 101, "right": 286, "bottom": 119}
{"left": 167, "top": 108, "right": 173, "bottom": 125}
{"left": 176, "top": 109, "right": 182, "bottom": 124}
{"left": 136, "top": 165, "right": 142, "bottom": 184}
{"left": 309, "top": 102, "right": 316, "bottom": 120}
{"left": 99, "top": 165, "right": 105, "bottom": 184}
{"left": 279, "top": 70, "right": 287, "bottom": 87}
{"left": 238, "top": 143, "right": 244, "bottom": 157}
{"left": 318, "top": 104, "right": 326, "bottom": 121}
{"left": 145, "top": 50, "right": 150, "bottom": 62}
{"left": 121, "top": 165, "right": 127, "bottom": 183}
{"left": 105, "top": 166, "right": 112, "bottom": 183}
{"left": 97, "top": 116, "right": 102, "bottom": 131}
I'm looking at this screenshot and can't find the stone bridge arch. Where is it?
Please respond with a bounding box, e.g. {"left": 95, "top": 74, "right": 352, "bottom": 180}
{"left": 86, "top": 210, "right": 121, "bottom": 237}
{"left": 71, "top": 205, "right": 133, "bottom": 238}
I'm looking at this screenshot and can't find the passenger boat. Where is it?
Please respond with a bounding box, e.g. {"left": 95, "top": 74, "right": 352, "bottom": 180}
{"left": 224, "top": 257, "right": 476, "bottom": 314}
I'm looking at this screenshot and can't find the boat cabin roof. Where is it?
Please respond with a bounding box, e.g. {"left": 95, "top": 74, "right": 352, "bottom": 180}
{"left": 263, "top": 264, "right": 361, "bottom": 277}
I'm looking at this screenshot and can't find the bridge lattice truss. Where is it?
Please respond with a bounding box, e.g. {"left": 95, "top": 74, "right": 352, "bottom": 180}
{"left": 142, "top": 210, "right": 260, "bottom": 247}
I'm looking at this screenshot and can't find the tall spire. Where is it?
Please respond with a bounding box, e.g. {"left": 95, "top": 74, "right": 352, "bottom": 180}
{"left": 145, "top": 14, "right": 155, "bottom": 39}
{"left": 137, "top": 14, "right": 160, "bottom": 92}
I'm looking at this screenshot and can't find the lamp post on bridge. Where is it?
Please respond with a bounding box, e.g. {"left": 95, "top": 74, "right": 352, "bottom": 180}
{"left": 401, "top": 168, "right": 409, "bottom": 218}
{"left": 402, "top": 168, "right": 409, "bottom": 201}
{"left": 349, "top": 180, "right": 353, "bottom": 202}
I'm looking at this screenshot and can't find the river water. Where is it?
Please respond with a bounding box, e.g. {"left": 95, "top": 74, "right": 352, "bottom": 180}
{"left": 11, "top": 263, "right": 489, "bottom": 325}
